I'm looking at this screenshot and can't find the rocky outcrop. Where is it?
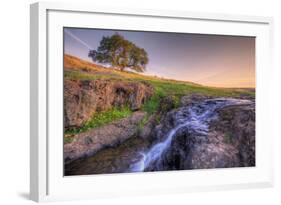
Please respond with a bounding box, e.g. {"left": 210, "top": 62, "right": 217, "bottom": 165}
{"left": 64, "top": 111, "right": 146, "bottom": 163}
{"left": 145, "top": 97, "right": 255, "bottom": 171}
{"left": 212, "top": 104, "right": 255, "bottom": 166}
{"left": 64, "top": 95, "right": 255, "bottom": 175}
{"left": 179, "top": 94, "right": 210, "bottom": 107}
{"left": 138, "top": 96, "right": 180, "bottom": 140}
{"left": 64, "top": 79, "right": 153, "bottom": 129}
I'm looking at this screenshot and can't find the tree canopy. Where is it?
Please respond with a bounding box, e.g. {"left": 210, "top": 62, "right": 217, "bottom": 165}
{"left": 88, "top": 33, "right": 149, "bottom": 72}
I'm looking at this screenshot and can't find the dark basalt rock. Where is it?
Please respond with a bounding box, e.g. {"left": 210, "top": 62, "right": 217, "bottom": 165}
{"left": 145, "top": 98, "right": 255, "bottom": 171}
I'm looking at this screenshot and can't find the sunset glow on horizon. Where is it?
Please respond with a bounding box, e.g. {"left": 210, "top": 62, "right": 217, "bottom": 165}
{"left": 64, "top": 28, "right": 255, "bottom": 88}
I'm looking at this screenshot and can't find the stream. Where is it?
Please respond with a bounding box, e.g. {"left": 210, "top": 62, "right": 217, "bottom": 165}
{"left": 130, "top": 98, "right": 253, "bottom": 172}
{"left": 65, "top": 98, "right": 253, "bottom": 175}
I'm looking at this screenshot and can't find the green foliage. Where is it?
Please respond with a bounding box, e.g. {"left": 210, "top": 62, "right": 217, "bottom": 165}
{"left": 88, "top": 33, "right": 148, "bottom": 72}
{"left": 142, "top": 94, "right": 161, "bottom": 115}
{"left": 137, "top": 113, "right": 150, "bottom": 132}
{"left": 65, "top": 107, "right": 132, "bottom": 135}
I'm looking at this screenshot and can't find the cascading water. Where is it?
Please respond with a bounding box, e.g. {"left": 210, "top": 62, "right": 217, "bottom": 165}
{"left": 130, "top": 98, "right": 253, "bottom": 172}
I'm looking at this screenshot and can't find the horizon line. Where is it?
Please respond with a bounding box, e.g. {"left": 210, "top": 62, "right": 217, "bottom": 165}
{"left": 64, "top": 53, "right": 256, "bottom": 89}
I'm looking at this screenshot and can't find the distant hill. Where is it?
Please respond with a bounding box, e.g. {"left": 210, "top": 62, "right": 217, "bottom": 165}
{"left": 64, "top": 54, "right": 108, "bottom": 71}
{"left": 64, "top": 54, "right": 254, "bottom": 100}
{"left": 64, "top": 54, "right": 200, "bottom": 86}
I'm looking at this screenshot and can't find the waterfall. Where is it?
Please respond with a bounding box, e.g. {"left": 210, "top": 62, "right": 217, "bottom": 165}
{"left": 130, "top": 98, "right": 252, "bottom": 172}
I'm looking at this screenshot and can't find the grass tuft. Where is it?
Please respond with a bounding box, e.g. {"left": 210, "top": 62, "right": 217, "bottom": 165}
{"left": 65, "top": 107, "right": 132, "bottom": 136}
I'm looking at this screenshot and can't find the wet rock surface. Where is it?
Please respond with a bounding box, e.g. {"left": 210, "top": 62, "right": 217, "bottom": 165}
{"left": 64, "top": 79, "right": 153, "bottom": 128}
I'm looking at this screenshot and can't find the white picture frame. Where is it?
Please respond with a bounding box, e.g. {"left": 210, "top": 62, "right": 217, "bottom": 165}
{"left": 30, "top": 2, "right": 274, "bottom": 202}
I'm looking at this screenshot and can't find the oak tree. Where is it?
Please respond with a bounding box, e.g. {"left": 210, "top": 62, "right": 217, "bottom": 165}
{"left": 89, "top": 33, "right": 148, "bottom": 72}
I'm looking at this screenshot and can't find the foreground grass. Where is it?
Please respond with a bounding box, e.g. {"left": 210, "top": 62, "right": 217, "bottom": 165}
{"left": 64, "top": 107, "right": 132, "bottom": 142}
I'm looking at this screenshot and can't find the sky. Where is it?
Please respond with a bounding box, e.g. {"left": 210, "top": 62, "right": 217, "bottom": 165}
{"left": 64, "top": 27, "right": 255, "bottom": 88}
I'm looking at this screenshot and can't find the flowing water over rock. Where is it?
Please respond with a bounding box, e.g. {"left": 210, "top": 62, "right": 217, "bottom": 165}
{"left": 130, "top": 98, "right": 253, "bottom": 172}
{"left": 65, "top": 97, "right": 254, "bottom": 175}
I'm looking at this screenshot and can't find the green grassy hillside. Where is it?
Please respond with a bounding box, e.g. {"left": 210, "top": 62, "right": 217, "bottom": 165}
{"left": 64, "top": 54, "right": 255, "bottom": 138}
{"left": 64, "top": 54, "right": 254, "bottom": 113}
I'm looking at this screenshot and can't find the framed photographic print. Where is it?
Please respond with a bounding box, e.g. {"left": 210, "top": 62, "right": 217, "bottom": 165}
{"left": 30, "top": 2, "right": 274, "bottom": 202}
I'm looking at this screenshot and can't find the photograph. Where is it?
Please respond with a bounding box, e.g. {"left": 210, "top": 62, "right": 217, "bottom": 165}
{"left": 63, "top": 28, "right": 255, "bottom": 176}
